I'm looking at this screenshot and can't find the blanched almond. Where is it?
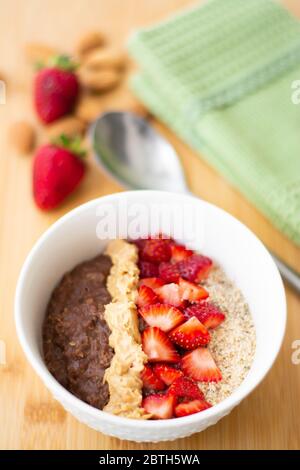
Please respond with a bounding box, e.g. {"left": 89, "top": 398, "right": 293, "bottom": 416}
{"left": 78, "top": 68, "right": 121, "bottom": 92}
{"left": 46, "top": 116, "right": 86, "bottom": 139}
{"left": 9, "top": 121, "right": 36, "bottom": 154}
{"left": 75, "top": 31, "right": 105, "bottom": 58}
{"left": 25, "top": 43, "right": 58, "bottom": 64}
{"left": 83, "top": 48, "right": 126, "bottom": 70}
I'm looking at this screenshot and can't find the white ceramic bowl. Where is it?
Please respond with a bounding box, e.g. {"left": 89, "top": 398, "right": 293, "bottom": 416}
{"left": 15, "top": 191, "right": 286, "bottom": 442}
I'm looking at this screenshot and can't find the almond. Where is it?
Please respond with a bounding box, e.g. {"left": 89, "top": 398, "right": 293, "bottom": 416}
{"left": 105, "top": 93, "right": 151, "bottom": 119}
{"left": 75, "top": 31, "right": 105, "bottom": 58}
{"left": 46, "top": 116, "right": 86, "bottom": 139}
{"left": 83, "top": 48, "right": 126, "bottom": 70}
{"left": 126, "top": 101, "right": 151, "bottom": 119}
{"left": 9, "top": 121, "right": 36, "bottom": 154}
{"left": 25, "top": 43, "right": 58, "bottom": 64}
{"left": 78, "top": 68, "right": 121, "bottom": 92}
{"left": 75, "top": 94, "right": 105, "bottom": 123}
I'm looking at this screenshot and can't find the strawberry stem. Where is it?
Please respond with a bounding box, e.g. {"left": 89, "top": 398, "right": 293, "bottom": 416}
{"left": 53, "top": 134, "right": 86, "bottom": 158}
{"left": 35, "top": 55, "right": 78, "bottom": 72}
{"left": 48, "top": 54, "right": 78, "bottom": 72}
{"left": 34, "top": 60, "right": 45, "bottom": 71}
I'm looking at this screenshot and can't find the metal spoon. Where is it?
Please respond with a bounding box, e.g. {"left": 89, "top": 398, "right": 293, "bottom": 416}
{"left": 91, "top": 111, "right": 300, "bottom": 293}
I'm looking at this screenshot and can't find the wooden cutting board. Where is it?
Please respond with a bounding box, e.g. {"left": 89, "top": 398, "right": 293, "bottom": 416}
{"left": 0, "top": 0, "right": 299, "bottom": 450}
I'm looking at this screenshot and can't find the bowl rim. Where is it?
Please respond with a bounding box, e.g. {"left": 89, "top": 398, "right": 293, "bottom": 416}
{"left": 15, "top": 190, "right": 287, "bottom": 429}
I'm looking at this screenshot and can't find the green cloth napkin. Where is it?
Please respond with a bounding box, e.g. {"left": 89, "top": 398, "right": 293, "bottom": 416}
{"left": 128, "top": 0, "right": 300, "bottom": 245}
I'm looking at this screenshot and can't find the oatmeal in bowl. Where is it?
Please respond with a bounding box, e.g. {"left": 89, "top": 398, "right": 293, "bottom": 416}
{"left": 15, "top": 191, "right": 286, "bottom": 441}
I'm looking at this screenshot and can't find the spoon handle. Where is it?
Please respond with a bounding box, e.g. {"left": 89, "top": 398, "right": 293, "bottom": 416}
{"left": 271, "top": 253, "right": 300, "bottom": 294}
{"left": 183, "top": 189, "right": 300, "bottom": 294}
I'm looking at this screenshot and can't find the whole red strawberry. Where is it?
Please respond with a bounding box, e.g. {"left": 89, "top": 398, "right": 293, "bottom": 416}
{"left": 33, "top": 135, "right": 86, "bottom": 210}
{"left": 34, "top": 55, "right": 79, "bottom": 123}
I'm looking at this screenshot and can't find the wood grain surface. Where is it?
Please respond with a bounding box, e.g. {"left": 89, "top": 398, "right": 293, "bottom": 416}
{"left": 0, "top": 0, "right": 299, "bottom": 450}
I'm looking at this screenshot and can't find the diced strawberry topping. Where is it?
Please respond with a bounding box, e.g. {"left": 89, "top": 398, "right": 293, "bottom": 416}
{"left": 155, "top": 283, "right": 184, "bottom": 308}
{"left": 181, "top": 347, "right": 222, "bottom": 382}
{"left": 185, "top": 302, "right": 225, "bottom": 329}
{"left": 142, "top": 327, "right": 180, "bottom": 363}
{"left": 140, "top": 239, "right": 172, "bottom": 263}
{"left": 138, "top": 261, "right": 159, "bottom": 278}
{"left": 139, "top": 303, "right": 185, "bottom": 332}
{"left": 134, "top": 236, "right": 223, "bottom": 419}
{"left": 178, "top": 278, "right": 209, "bottom": 302}
{"left": 139, "top": 277, "right": 165, "bottom": 289}
{"left": 169, "top": 317, "right": 210, "bottom": 349}
{"left": 131, "top": 238, "right": 147, "bottom": 251}
{"left": 140, "top": 365, "right": 166, "bottom": 392}
{"left": 174, "top": 399, "right": 211, "bottom": 417}
{"left": 159, "top": 262, "right": 180, "bottom": 283}
{"left": 168, "top": 376, "right": 205, "bottom": 401}
{"left": 137, "top": 285, "right": 158, "bottom": 308}
{"left": 153, "top": 364, "right": 183, "bottom": 386}
{"left": 170, "top": 244, "right": 193, "bottom": 262}
{"left": 177, "top": 254, "right": 213, "bottom": 282}
{"left": 142, "top": 393, "right": 175, "bottom": 419}
{"left": 148, "top": 233, "right": 173, "bottom": 242}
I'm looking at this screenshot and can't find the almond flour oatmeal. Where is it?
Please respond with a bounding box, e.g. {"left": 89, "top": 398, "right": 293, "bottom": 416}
{"left": 43, "top": 236, "right": 256, "bottom": 420}
{"left": 201, "top": 266, "right": 256, "bottom": 405}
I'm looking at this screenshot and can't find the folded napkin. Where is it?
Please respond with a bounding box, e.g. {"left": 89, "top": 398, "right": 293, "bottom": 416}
{"left": 128, "top": 0, "right": 300, "bottom": 245}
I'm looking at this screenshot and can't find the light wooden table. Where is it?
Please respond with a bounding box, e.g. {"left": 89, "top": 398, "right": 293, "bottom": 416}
{"left": 0, "top": 0, "right": 299, "bottom": 450}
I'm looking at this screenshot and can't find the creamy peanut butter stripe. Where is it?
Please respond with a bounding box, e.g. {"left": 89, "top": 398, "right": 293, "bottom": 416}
{"left": 103, "top": 240, "right": 150, "bottom": 419}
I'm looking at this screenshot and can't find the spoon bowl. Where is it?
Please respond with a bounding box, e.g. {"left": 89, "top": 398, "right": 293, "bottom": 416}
{"left": 91, "top": 111, "right": 188, "bottom": 192}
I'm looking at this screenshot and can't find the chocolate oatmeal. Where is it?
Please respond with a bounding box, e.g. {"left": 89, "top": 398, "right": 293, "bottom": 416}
{"left": 43, "top": 254, "right": 113, "bottom": 410}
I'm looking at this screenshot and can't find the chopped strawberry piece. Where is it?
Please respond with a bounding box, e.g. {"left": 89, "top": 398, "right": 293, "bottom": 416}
{"left": 159, "top": 262, "right": 180, "bottom": 283}
{"left": 140, "top": 239, "right": 172, "bottom": 263}
{"left": 155, "top": 283, "right": 184, "bottom": 308}
{"left": 138, "top": 261, "right": 159, "bottom": 278}
{"left": 153, "top": 364, "right": 183, "bottom": 386}
{"left": 140, "top": 365, "right": 166, "bottom": 391}
{"left": 169, "top": 317, "right": 210, "bottom": 349}
{"left": 175, "top": 399, "right": 211, "bottom": 417}
{"left": 178, "top": 278, "right": 209, "bottom": 302}
{"left": 139, "top": 277, "right": 165, "bottom": 289}
{"left": 148, "top": 233, "right": 173, "bottom": 242}
{"left": 185, "top": 302, "right": 225, "bottom": 329}
{"left": 142, "top": 393, "right": 175, "bottom": 419}
{"left": 181, "top": 347, "right": 222, "bottom": 382}
{"left": 142, "top": 327, "right": 180, "bottom": 363}
{"left": 170, "top": 244, "right": 193, "bottom": 262}
{"left": 177, "top": 254, "right": 213, "bottom": 282}
{"left": 131, "top": 238, "right": 147, "bottom": 251}
{"left": 137, "top": 285, "right": 158, "bottom": 308}
{"left": 168, "top": 376, "right": 205, "bottom": 401}
{"left": 139, "top": 303, "right": 185, "bottom": 332}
